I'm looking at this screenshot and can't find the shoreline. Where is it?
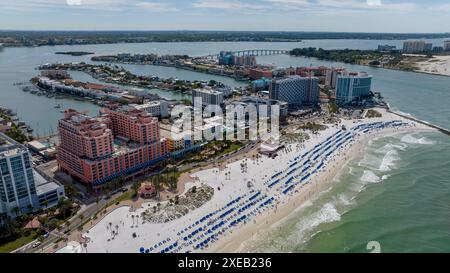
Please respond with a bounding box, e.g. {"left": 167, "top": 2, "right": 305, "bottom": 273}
{"left": 291, "top": 55, "right": 450, "bottom": 78}
{"left": 208, "top": 126, "right": 435, "bottom": 253}
{"left": 66, "top": 109, "right": 437, "bottom": 253}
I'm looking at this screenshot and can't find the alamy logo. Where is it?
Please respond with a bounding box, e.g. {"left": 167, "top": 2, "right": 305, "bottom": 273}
{"left": 367, "top": 241, "right": 381, "bottom": 253}
{"left": 171, "top": 97, "right": 281, "bottom": 143}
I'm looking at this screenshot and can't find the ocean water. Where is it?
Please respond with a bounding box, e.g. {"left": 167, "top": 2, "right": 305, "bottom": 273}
{"left": 1, "top": 40, "right": 450, "bottom": 252}
{"left": 242, "top": 132, "right": 450, "bottom": 253}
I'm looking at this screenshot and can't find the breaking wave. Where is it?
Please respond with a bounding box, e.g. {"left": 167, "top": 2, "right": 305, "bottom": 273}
{"left": 286, "top": 203, "right": 341, "bottom": 245}
{"left": 379, "top": 150, "right": 399, "bottom": 172}
{"left": 361, "top": 170, "right": 381, "bottom": 184}
{"left": 401, "top": 134, "right": 435, "bottom": 145}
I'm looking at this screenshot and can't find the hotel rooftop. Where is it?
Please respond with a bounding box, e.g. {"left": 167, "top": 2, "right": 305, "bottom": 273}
{"left": 0, "top": 133, "right": 28, "bottom": 157}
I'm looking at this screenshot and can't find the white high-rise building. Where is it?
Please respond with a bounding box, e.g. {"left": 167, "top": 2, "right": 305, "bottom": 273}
{"left": 325, "top": 68, "right": 347, "bottom": 89}
{"left": 0, "top": 133, "right": 65, "bottom": 222}
{"left": 403, "top": 41, "right": 433, "bottom": 53}
{"left": 131, "top": 100, "right": 169, "bottom": 118}
{"left": 192, "top": 88, "right": 224, "bottom": 107}
{"left": 444, "top": 41, "right": 450, "bottom": 52}
{"left": 0, "top": 134, "right": 39, "bottom": 218}
{"left": 270, "top": 76, "right": 319, "bottom": 109}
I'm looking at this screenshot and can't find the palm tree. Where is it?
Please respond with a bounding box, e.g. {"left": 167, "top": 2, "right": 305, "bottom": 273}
{"left": 153, "top": 175, "right": 163, "bottom": 200}
{"left": 42, "top": 200, "right": 49, "bottom": 213}
{"left": 131, "top": 181, "right": 140, "bottom": 198}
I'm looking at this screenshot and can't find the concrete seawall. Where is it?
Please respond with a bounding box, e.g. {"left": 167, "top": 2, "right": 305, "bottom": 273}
{"left": 388, "top": 109, "right": 450, "bottom": 136}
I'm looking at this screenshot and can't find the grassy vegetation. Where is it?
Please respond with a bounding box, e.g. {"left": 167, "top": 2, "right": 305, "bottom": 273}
{"left": 114, "top": 190, "right": 136, "bottom": 204}
{"left": 299, "top": 122, "right": 328, "bottom": 132}
{"left": 0, "top": 199, "right": 78, "bottom": 253}
{"left": 0, "top": 231, "right": 37, "bottom": 253}
{"left": 0, "top": 112, "right": 30, "bottom": 143}
{"left": 328, "top": 102, "right": 340, "bottom": 114}
{"left": 290, "top": 47, "right": 403, "bottom": 65}
{"left": 215, "top": 142, "right": 242, "bottom": 157}
{"left": 366, "top": 109, "right": 382, "bottom": 118}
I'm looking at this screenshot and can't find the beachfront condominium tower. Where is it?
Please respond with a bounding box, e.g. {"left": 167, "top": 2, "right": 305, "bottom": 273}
{"left": 444, "top": 41, "right": 450, "bottom": 52}
{"left": 402, "top": 41, "right": 433, "bottom": 53}
{"left": 192, "top": 88, "right": 224, "bottom": 107}
{"left": 335, "top": 72, "right": 373, "bottom": 105}
{"left": 57, "top": 107, "right": 168, "bottom": 188}
{"left": 325, "top": 68, "right": 347, "bottom": 89}
{"left": 269, "top": 76, "right": 319, "bottom": 110}
{"left": 0, "top": 133, "right": 39, "bottom": 219}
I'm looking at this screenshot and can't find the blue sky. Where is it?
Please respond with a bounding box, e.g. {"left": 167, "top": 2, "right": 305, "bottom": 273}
{"left": 1, "top": 0, "right": 449, "bottom": 32}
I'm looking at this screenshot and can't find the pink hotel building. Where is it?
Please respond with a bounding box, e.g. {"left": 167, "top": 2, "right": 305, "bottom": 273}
{"left": 57, "top": 107, "right": 168, "bottom": 188}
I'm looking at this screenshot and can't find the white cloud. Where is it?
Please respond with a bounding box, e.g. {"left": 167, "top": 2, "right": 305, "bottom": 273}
{"left": 316, "top": 0, "right": 416, "bottom": 12}
{"left": 2, "top": 0, "right": 176, "bottom": 12}
{"left": 67, "top": 0, "right": 82, "bottom": 6}
{"left": 133, "top": 2, "right": 177, "bottom": 11}
{"left": 366, "top": 0, "right": 381, "bottom": 6}
{"left": 192, "top": 0, "right": 268, "bottom": 10}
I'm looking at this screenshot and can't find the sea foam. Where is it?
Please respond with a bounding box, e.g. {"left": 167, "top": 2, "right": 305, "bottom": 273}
{"left": 401, "top": 134, "right": 435, "bottom": 145}
{"left": 379, "top": 150, "right": 399, "bottom": 172}
{"left": 361, "top": 170, "right": 381, "bottom": 184}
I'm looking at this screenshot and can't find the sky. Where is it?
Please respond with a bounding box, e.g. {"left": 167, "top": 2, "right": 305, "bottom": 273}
{"left": 0, "top": 0, "right": 450, "bottom": 33}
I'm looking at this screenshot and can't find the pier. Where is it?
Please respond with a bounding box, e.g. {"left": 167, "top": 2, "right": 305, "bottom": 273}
{"left": 388, "top": 109, "right": 450, "bottom": 136}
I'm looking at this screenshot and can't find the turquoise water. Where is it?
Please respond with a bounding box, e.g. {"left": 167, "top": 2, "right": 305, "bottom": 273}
{"left": 1, "top": 40, "right": 450, "bottom": 252}
{"left": 242, "top": 132, "right": 450, "bottom": 253}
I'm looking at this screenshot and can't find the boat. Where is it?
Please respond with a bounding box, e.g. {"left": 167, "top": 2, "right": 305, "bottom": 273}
{"left": 54, "top": 104, "right": 62, "bottom": 109}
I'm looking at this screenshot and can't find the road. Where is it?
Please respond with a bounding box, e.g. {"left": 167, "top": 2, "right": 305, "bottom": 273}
{"left": 17, "top": 141, "right": 260, "bottom": 253}
{"left": 16, "top": 187, "right": 129, "bottom": 253}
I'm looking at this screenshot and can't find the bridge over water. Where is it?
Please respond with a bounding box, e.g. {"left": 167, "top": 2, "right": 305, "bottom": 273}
{"left": 201, "top": 49, "right": 290, "bottom": 60}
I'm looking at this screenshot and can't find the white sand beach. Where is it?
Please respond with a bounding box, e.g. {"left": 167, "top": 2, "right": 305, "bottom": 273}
{"left": 64, "top": 108, "right": 434, "bottom": 253}
{"left": 414, "top": 55, "right": 450, "bottom": 77}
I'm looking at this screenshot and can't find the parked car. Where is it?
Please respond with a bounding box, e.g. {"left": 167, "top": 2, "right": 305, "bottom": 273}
{"left": 32, "top": 242, "right": 41, "bottom": 248}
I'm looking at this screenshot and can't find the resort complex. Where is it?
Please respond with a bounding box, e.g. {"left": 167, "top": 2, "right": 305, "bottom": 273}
{"left": 1, "top": 3, "right": 450, "bottom": 259}
{"left": 57, "top": 107, "right": 168, "bottom": 188}
{"left": 78, "top": 110, "right": 429, "bottom": 253}
{"left": 2, "top": 38, "right": 446, "bottom": 255}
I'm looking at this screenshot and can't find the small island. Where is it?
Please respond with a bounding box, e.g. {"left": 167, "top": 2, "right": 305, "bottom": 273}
{"left": 55, "top": 51, "right": 95, "bottom": 56}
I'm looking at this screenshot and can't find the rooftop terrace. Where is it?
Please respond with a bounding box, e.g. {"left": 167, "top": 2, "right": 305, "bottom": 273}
{"left": 0, "top": 133, "right": 27, "bottom": 157}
